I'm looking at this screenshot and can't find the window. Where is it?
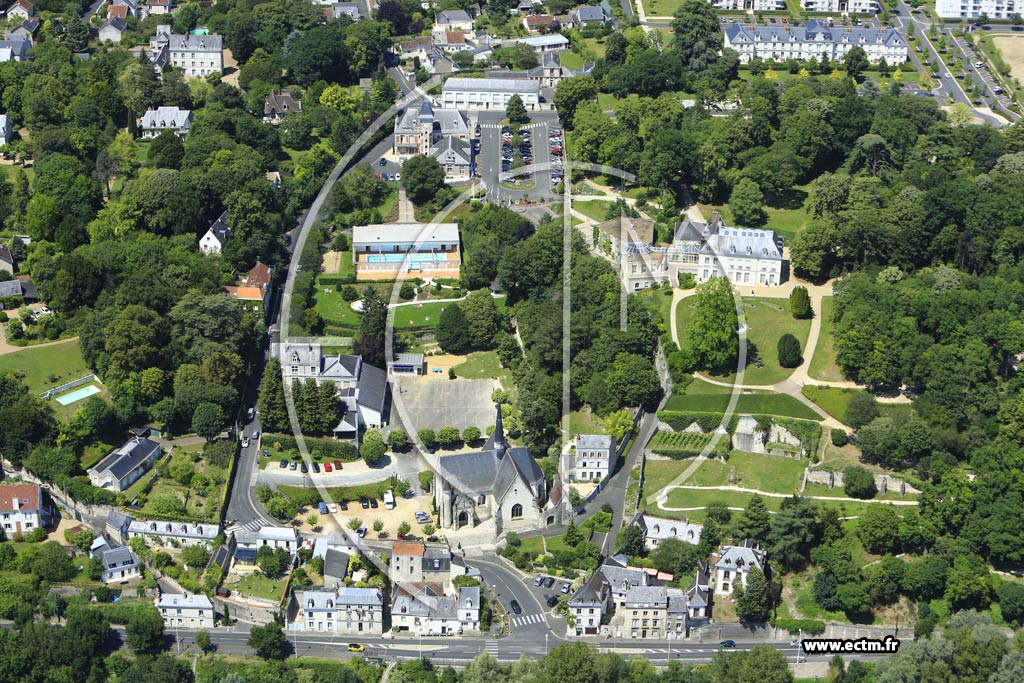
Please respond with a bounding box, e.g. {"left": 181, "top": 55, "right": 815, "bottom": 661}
{"left": 510, "top": 503, "right": 523, "bottom": 519}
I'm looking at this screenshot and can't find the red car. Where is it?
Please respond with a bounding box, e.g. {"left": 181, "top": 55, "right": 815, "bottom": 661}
{"left": 324, "top": 462, "right": 332, "bottom": 472}
{"left": 334, "top": 460, "right": 343, "bottom": 470}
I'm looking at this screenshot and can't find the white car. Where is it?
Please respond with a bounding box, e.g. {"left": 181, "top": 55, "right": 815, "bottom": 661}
{"left": 396, "top": 173, "right": 402, "bottom": 181}
{"left": 242, "top": 437, "right": 250, "bottom": 448}
{"left": 328, "top": 503, "right": 338, "bottom": 513}
{"left": 38, "top": 306, "right": 51, "bottom": 315}
{"left": 944, "top": 71, "right": 952, "bottom": 78}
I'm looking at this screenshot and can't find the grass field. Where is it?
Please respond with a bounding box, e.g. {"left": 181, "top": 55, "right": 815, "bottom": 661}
{"left": 568, "top": 407, "right": 607, "bottom": 435}
{"left": 572, "top": 199, "right": 611, "bottom": 222}
{"left": 808, "top": 296, "right": 844, "bottom": 382}
{"left": 452, "top": 350, "right": 509, "bottom": 381}
{"left": 655, "top": 486, "right": 903, "bottom": 521}
{"left": 560, "top": 50, "right": 586, "bottom": 71}
{"left": 0, "top": 339, "right": 92, "bottom": 394}
{"left": 314, "top": 282, "right": 362, "bottom": 331}
{"left": 644, "top": 451, "right": 807, "bottom": 496}
{"left": 665, "top": 387, "right": 820, "bottom": 421}
{"left": 698, "top": 197, "right": 812, "bottom": 243}
{"left": 801, "top": 386, "right": 865, "bottom": 425}
{"left": 675, "top": 296, "right": 812, "bottom": 385}
{"left": 229, "top": 572, "right": 288, "bottom": 602}
{"left": 641, "top": 0, "right": 684, "bottom": 17}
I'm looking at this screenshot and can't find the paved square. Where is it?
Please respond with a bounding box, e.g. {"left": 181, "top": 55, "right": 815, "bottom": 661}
{"left": 392, "top": 375, "right": 499, "bottom": 432}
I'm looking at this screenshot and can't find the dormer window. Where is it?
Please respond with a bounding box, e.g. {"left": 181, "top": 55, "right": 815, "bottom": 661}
{"left": 308, "top": 599, "right": 314, "bottom": 608}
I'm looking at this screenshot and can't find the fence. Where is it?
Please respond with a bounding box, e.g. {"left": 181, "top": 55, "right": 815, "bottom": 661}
{"left": 38, "top": 374, "right": 98, "bottom": 400}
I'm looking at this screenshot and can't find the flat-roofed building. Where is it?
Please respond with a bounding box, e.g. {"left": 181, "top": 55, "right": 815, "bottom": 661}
{"left": 440, "top": 77, "right": 541, "bottom": 110}
{"left": 352, "top": 223, "right": 461, "bottom": 280}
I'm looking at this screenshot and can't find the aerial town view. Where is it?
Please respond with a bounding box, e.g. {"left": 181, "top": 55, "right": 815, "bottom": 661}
{"left": 1, "top": 0, "right": 1024, "bottom": 680}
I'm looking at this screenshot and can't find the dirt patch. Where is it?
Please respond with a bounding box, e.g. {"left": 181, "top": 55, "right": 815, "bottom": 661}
{"left": 220, "top": 48, "right": 240, "bottom": 87}
{"left": 321, "top": 250, "right": 342, "bottom": 273}
{"left": 423, "top": 353, "right": 465, "bottom": 373}
{"left": 993, "top": 36, "right": 1024, "bottom": 81}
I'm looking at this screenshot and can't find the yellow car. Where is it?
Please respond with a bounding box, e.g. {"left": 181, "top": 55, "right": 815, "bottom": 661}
{"left": 347, "top": 643, "right": 365, "bottom": 652}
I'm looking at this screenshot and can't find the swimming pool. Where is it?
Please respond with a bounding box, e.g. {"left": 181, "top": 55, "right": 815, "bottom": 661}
{"left": 56, "top": 385, "right": 101, "bottom": 405}
{"left": 365, "top": 253, "right": 444, "bottom": 264}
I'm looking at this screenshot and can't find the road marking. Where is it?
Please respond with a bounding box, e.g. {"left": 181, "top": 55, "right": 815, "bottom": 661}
{"left": 510, "top": 614, "right": 544, "bottom": 627}
{"left": 225, "top": 519, "right": 262, "bottom": 534}
{"left": 485, "top": 640, "right": 500, "bottom": 654}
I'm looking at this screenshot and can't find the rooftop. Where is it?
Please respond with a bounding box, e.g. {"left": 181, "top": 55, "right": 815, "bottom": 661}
{"left": 352, "top": 222, "right": 460, "bottom": 245}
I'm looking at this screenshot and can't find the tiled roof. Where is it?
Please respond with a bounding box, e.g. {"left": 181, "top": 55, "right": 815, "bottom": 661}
{"left": 0, "top": 484, "right": 42, "bottom": 513}
{"left": 393, "top": 541, "right": 425, "bottom": 557}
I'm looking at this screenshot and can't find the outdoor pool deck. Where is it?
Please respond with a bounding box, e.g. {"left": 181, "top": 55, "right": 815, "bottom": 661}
{"left": 55, "top": 384, "right": 101, "bottom": 405}
{"left": 354, "top": 250, "right": 460, "bottom": 281}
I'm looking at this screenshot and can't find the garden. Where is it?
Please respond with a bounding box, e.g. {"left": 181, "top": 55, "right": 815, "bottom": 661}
{"left": 130, "top": 441, "right": 233, "bottom": 523}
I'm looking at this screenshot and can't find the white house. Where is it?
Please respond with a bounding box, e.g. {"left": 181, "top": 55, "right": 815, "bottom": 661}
{"left": 137, "top": 106, "right": 192, "bottom": 139}
{"left": 669, "top": 215, "right": 784, "bottom": 287}
{"left": 515, "top": 33, "right": 569, "bottom": 53}
{"left": 127, "top": 519, "right": 219, "bottom": 548}
{"left": 87, "top": 437, "right": 163, "bottom": 492}
{"left": 149, "top": 26, "right": 223, "bottom": 77}
{"left": 936, "top": 0, "right": 1015, "bottom": 17}
{"left": 723, "top": 22, "right": 908, "bottom": 65}
{"left": 98, "top": 18, "right": 127, "bottom": 43}
{"left": 440, "top": 77, "right": 541, "bottom": 110}
{"left": 562, "top": 434, "right": 616, "bottom": 483}
{"left": 5, "top": 0, "right": 33, "bottom": 20}
{"left": 91, "top": 541, "right": 142, "bottom": 584}
{"left": 391, "top": 585, "right": 480, "bottom": 635}
{"left": 0, "top": 114, "right": 11, "bottom": 146}
{"left": 708, "top": 0, "right": 785, "bottom": 9}
{"left": 567, "top": 571, "right": 610, "bottom": 637}
{"left": 801, "top": 0, "right": 879, "bottom": 11}
{"left": 290, "top": 588, "right": 384, "bottom": 634}
{"left": 628, "top": 511, "right": 702, "bottom": 550}
{"left": 570, "top": 5, "right": 605, "bottom": 27}
{"left": 199, "top": 211, "right": 231, "bottom": 255}
{"left": 158, "top": 592, "right": 216, "bottom": 629}
{"left": 434, "top": 8, "right": 473, "bottom": 31}
{"left": 0, "top": 484, "right": 50, "bottom": 536}
{"left": 714, "top": 540, "right": 766, "bottom": 597}
{"left": 237, "top": 526, "right": 300, "bottom": 557}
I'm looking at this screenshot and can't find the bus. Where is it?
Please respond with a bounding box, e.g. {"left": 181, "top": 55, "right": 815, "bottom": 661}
{"left": 383, "top": 489, "right": 395, "bottom": 510}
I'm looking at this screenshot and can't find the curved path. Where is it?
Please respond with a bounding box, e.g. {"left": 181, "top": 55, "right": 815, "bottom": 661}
{"left": 656, "top": 484, "right": 919, "bottom": 509}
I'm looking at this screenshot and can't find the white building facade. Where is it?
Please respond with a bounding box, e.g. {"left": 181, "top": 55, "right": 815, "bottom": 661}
{"left": 936, "top": 0, "right": 1016, "bottom": 17}
{"left": 127, "top": 519, "right": 219, "bottom": 547}
{"left": 723, "top": 22, "right": 908, "bottom": 64}
{"left": 714, "top": 541, "right": 766, "bottom": 597}
{"left": 291, "top": 588, "right": 385, "bottom": 634}
{"left": 801, "top": 0, "right": 880, "bottom": 12}
{"left": 440, "top": 77, "right": 541, "bottom": 110}
{"left": 158, "top": 593, "right": 216, "bottom": 629}
{"left": 562, "top": 434, "right": 616, "bottom": 483}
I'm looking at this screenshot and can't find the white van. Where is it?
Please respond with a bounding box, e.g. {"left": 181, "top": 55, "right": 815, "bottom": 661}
{"left": 383, "top": 489, "right": 395, "bottom": 510}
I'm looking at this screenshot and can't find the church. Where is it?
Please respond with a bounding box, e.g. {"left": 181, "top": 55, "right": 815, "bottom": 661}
{"left": 433, "top": 405, "right": 563, "bottom": 535}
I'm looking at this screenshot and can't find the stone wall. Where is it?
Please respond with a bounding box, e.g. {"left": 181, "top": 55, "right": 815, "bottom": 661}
{"left": 801, "top": 468, "right": 921, "bottom": 496}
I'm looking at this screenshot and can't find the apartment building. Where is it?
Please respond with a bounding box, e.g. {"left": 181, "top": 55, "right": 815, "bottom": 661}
{"left": 936, "top": 0, "right": 1017, "bottom": 17}
{"left": 158, "top": 593, "right": 216, "bottom": 629}
{"left": 800, "top": 0, "right": 879, "bottom": 12}
{"left": 441, "top": 77, "right": 541, "bottom": 110}
{"left": 150, "top": 25, "right": 224, "bottom": 77}
{"left": 562, "top": 434, "right": 616, "bottom": 483}
{"left": 126, "top": 519, "right": 219, "bottom": 548}
{"left": 290, "top": 588, "right": 385, "bottom": 634}
{"left": 724, "top": 21, "right": 908, "bottom": 64}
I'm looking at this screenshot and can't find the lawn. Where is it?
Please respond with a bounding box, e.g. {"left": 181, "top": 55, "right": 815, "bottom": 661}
{"left": 560, "top": 50, "right": 586, "bottom": 71}
{"left": 0, "top": 164, "right": 34, "bottom": 183}
{"left": 452, "top": 350, "right": 509, "bottom": 381}
{"left": 391, "top": 298, "right": 508, "bottom": 332}
{"left": 637, "top": 286, "right": 675, "bottom": 334}
{"left": 655, "top": 486, "right": 897, "bottom": 521}
{"left": 314, "top": 282, "right": 362, "bottom": 332}
{"left": 644, "top": 451, "right": 807, "bottom": 496}
{"left": 320, "top": 480, "right": 393, "bottom": 503}
{"left": 808, "top": 296, "right": 844, "bottom": 382}
{"left": 0, "top": 339, "right": 92, "bottom": 394}
{"left": 675, "top": 296, "right": 812, "bottom": 386}
{"left": 698, "top": 193, "right": 812, "bottom": 243}
{"left": 664, "top": 388, "right": 821, "bottom": 421}
{"left": 229, "top": 572, "right": 288, "bottom": 602}
{"left": 571, "top": 199, "right": 611, "bottom": 222}
{"left": 568, "top": 407, "right": 607, "bottom": 435}
{"left": 518, "top": 534, "right": 545, "bottom": 558}
{"left": 801, "top": 386, "right": 866, "bottom": 425}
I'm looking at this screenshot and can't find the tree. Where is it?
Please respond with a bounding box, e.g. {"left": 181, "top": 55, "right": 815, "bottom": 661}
{"left": 437, "top": 426, "right": 461, "bottom": 448}
{"left": 857, "top": 505, "right": 901, "bottom": 554}
{"left": 462, "top": 426, "right": 481, "bottom": 443}
{"left": 256, "top": 544, "right": 289, "bottom": 577}
{"left": 651, "top": 538, "right": 701, "bottom": 577}
{"left": 388, "top": 430, "right": 409, "bottom": 450}
{"left": 565, "top": 518, "right": 583, "bottom": 546}
{"left": 373, "top": 519, "right": 384, "bottom": 533}
{"left": 735, "top": 565, "right": 772, "bottom": 622}
{"left": 843, "top": 46, "right": 869, "bottom": 82}
{"left": 126, "top": 607, "right": 165, "bottom": 654}
{"left": 998, "top": 582, "right": 1024, "bottom": 626}
{"left": 768, "top": 496, "right": 821, "bottom": 569}
{"left": 602, "top": 410, "right": 633, "bottom": 441}
{"left": 149, "top": 131, "right": 185, "bottom": 169}
{"left": 554, "top": 77, "right": 598, "bottom": 130}
{"left": 191, "top": 402, "right": 225, "bottom": 441}
{"left": 361, "top": 429, "right": 387, "bottom": 464}
{"left": 777, "top": 333, "right": 801, "bottom": 368}
{"left": 844, "top": 392, "right": 879, "bottom": 429}
{"left": 736, "top": 495, "right": 772, "bottom": 542}
{"left": 603, "top": 353, "right": 661, "bottom": 411}
{"left": 686, "top": 277, "right": 738, "bottom": 373}
{"left": 843, "top": 465, "right": 877, "bottom": 499}
{"left": 729, "top": 178, "right": 767, "bottom": 228}
{"left": 671, "top": 0, "right": 723, "bottom": 74}
{"left": 461, "top": 289, "right": 502, "bottom": 350}
{"left": 437, "top": 303, "right": 472, "bottom": 354}
{"left": 418, "top": 428, "right": 437, "bottom": 449}
{"left": 402, "top": 155, "right": 446, "bottom": 205}
{"left": 506, "top": 94, "right": 529, "bottom": 125}
{"left": 194, "top": 630, "right": 211, "bottom": 653}
{"left": 789, "top": 286, "right": 812, "bottom": 319}
{"left": 398, "top": 521, "right": 411, "bottom": 536}
{"left": 621, "top": 523, "right": 647, "bottom": 557}
{"left": 248, "top": 623, "right": 287, "bottom": 659}
{"left": 181, "top": 545, "right": 210, "bottom": 570}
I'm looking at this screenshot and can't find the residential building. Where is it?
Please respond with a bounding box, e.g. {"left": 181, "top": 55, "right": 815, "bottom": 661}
{"left": 0, "top": 278, "right": 36, "bottom": 303}
{"left": 567, "top": 571, "right": 610, "bottom": 636}
{"left": 801, "top": 0, "right": 879, "bottom": 11}
{"left": 936, "top": 0, "right": 1015, "bottom": 17}
{"left": 393, "top": 100, "right": 470, "bottom": 160}
{"left": 713, "top": 540, "right": 766, "bottom": 597}
{"left": 431, "top": 29, "right": 472, "bottom": 52}
{"left": 685, "top": 564, "right": 711, "bottom": 623}
{"left": 430, "top": 135, "right": 472, "bottom": 181}
{"left": 199, "top": 211, "right": 231, "bottom": 255}
{"left": 88, "top": 437, "right": 163, "bottom": 492}
{"left": 224, "top": 261, "right": 273, "bottom": 315}
{"left": 275, "top": 343, "right": 389, "bottom": 431}
{"left": 0, "top": 35, "right": 30, "bottom": 61}
{"left": 150, "top": 26, "right": 223, "bottom": 77}
{"left": 137, "top": 106, "right": 192, "bottom": 138}
{"left": 601, "top": 559, "right": 650, "bottom": 607}
{"left": 570, "top": 5, "right": 605, "bottom": 27}
{"left": 351, "top": 222, "right": 461, "bottom": 280}
{"left": 723, "top": 21, "right": 908, "bottom": 65}
{"left": 263, "top": 90, "right": 301, "bottom": 125}
{"left": 289, "top": 587, "right": 384, "bottom": 634}
{"left": 515, "top": 33, "right": 569, "bottom": 53}
{"left": 126, "top": 518, "right": 220, "bottom": 548}
{"left": 434, "top": 8, "right": 473, "bottom": 31}
{"left": 562, "top": 434, "right": 616, "bottom": 483}
{"left": 5, "top": 0, "right": 32, "bottom": 20}
{"left": 322, "top": 548, "right": 350, "bottom": 587}
{"left": 0, "top": 484, "right": 50, "bottom": 535}
{"left": 327, "top": 1, "right": 367, "bottom": 19}
{"left": 391, "top": 584, "right": 480, "bottom": 635}
{"left": 435, "top": 404, "right": 558, "bottom": 534}
{"left": 440, "top": 77, "right": 541, "bottom": 110}
{"left": 708, "top": 0, "right": 785, "bottom": 9}
{"left": 628, "top": 511, "right": 702, "bottom": 550}
{"left": 594, "top": 215, "right": 665, "bottom": 291}
{"left": 10, "top": 18, "right": 38, "bottom": 41}
{"left": 91, "top": 541, "right": 142, "bottom": 583}
{"left": 528, "top": 51, "right": 567, "bottom": 87}
{"left": 0, "top": 243, "right": 13, "bottom": 275}
{"left": 240, "top": 526, "right": 300, "bottom": 555}
{"left": 390, "top": 541, "right": 466, "bottom": 589}
{"left": 158, "top": 593, "right": 216, "bottom": 628}
{"left": 523, "top": 14, "right": 556, "bottom": 31}
{"left": 143, "top": 0, "right": 172, "bottom": 17}
{"left": 669, "top": 214, "right": 784, "bottom": 287}
{"left": 98, "top": 18, "right": 127, "bottom": 43}
{"left": 107, "top": 0, "right": 140, "bottom": 19}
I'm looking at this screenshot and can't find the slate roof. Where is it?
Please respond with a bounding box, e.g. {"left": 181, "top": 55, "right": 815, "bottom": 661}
{"left": 138, "top": 106, "right": 192, "bottom": 130}
{"left": 205, "top": 211, "right": 232, "bottom": 245}
{"left": 0, "top": 279, "right": 34, "bottom": 299}
{"left": 430, "top": 136, "right": 471, "bottom": 166}
{"left": 623, "top": 585, "right": 668, "bottom": 606}
{"left": 100, "top": 546, "right": 138, "bottom": 570}
{"left": 91, "top": 437, "right": 162, "bottom": 481}
{"left": 106, "top": 510, "right": 133, "bottom": 536}
{"left": 0, "top": 38, "right": 29, "bottom": 60}
{"left": 129, "top": 519, "right": 218, "bottom": 540}
{"left": 357, "top": 362, "right": 387, "bottom": 414}
{"left": 716, "top": 540, "right": 765, "bottom": 572}
{"left": 724, "top": 20, "right": 905, "bottom": 49}
{"left": 324, "top": 548, "right": 350, "bottom": 580}
{"left": 264, "top": 90, "right": 301, "bottom": 117}
{"left": 12, "top": 17, "right": 38, "bottom": 32}
{"left": 166, "top": 32, "right": 223, "bottom": 52}
{"left": 671, "top": 215, "right": 783, "bottom": 261}
{"left": 600, "top": 561, "right": 647, "bottom": 593}
{"left": 572, "top": 5, "right": 605, "bottom": 22}
{"left": 158, "top": 593, "right": 213, "bottom": 610}
{"left": 0, "top": 244, "right": 13, "bottom": 267}
{"left": 298, "top": 587, "right": 382, "bottom": 609}
{"left": 569, "top": 570, "right": 608, "bottom": 608}
{"left": 631, "top": 511, "right": 702, "bottom": 545}
{"left": 577, "top": 434, "right": 612, "bottom": 451}
{"left": 392, "top": 353, "right": 424, "bottom": 366}
{"left": 436, "top": 9, "right": 471, "bottom": 24}
{"left": 443, "top": 77, "right": 540, "bottom": 94}
{"left": 458, "top": 586, "right": 479, "bottom": 609}
{"left": 100, "top": 18, "right": 127, "bottom": 33}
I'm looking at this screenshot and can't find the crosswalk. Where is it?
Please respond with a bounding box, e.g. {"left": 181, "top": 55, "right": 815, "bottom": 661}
{"left": 484, "top": 640, "right": 500, "bottom": 655}
{"left": 647, "top": 648, "right": 704, "bottom": 653}
{"left": 478, "top": 122, "right": 551, "bottom": 132}
{"left": 225, "top": 519, "right": 262, "bottom": 534}
{"left": 510, "top": 613, "right": 544, "bottom": 627}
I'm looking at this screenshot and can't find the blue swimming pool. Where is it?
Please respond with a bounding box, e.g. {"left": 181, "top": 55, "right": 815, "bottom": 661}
{"left": 365, "top": 253, "right": 442, "bottom": 263}
{"left": 55, "top": 385, "right": 101, "bottom": 405}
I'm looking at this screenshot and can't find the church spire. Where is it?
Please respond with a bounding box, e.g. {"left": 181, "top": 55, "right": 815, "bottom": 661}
{"left": 493, "top": 402, "right": 506, "bottom": 454}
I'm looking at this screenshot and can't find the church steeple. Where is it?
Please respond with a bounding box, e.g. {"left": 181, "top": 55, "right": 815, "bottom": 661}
{"left": 493, "top": 402, "right": 506, "bottom": 454}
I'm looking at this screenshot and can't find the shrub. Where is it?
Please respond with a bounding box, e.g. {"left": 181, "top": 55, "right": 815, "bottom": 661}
{"left": 843, "top": 465, "right": 878, "bottom": 499}
{"left": 399, "top": 283, "right": 415, "bottom": 300}
{"left": 773, "top": 617, "right": 826, "bottom": 635}
{"left": 417, "top": 428, "right": 437, "bottom": 449}
{"left": 340, "top": 285, "right": 359, "bottom": 301}
{"left": 777, "top": 333, "right": 802, "bottom": 368}
{"left": 831, "top": 428, "right": 849, "bottom": 447}
{"left": 436, "top": 426, "right": 460, "bottom": 447}
{"left": 789, "top": 286, "right": 812, "bottom": 319}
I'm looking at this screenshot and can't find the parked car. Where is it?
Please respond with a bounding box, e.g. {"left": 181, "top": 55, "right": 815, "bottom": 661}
{"left": 263, "top": 448, "right": 269, "bottom": 458}
{"left": 312, "top": 462, "right": 320, "bottom": 474}
{"left": 360, "top": 496, "right": 370, "bottom": 509}
{"left": 543, "top": 577, "right": 555, "bottom": 589}
{"left": 290, "top": 461, "right": 297, "bottom": 470}
{"left": 370, "top": 498, "right": 379, "bottom": 509}
{"left": 546, "top": 595, "right": 559, "bottom": 607}
{"left": 242, "top": 437, "right": 250, "bottom": 448}
{"left": 379, "top": 158, "right": 386, "bottom": 167}
{"left": 279, "top": 459, "right": 288, "bottom": 468}
{"left": 328, "top": 503, "right": 338, "bottom": 513}
{"left": 561, "top": 582, "right": 571, "bottom": 594}
{"left": 509, "top": 600, "right": 522, "bottom": 615}
{"left": 300, "top": 463, "right": 308, "bottom": 473}
{"left": 340, "top": 501, "right": 348, "bottom": 511}
{"left": 251, "top": 429, "right": 259, "bottom": 439}
{"left": 318, "top": 502, "right": 328, "bottom": 514}
{"left": 324, "top": 462, "right": 332, "bottom": 472}
{"left": 334, "top": 460, "right": 343, "bottom": 470}
{"left": 534, "top": 576, "right": 545, "bottom": 587}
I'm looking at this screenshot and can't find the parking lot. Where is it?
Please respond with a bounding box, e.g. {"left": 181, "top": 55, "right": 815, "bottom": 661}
{"left": 477, "top": 120, "right": 562, "bottom": 204}
{"left": 953, "top": 34, "right": 1014, "bottom": 109}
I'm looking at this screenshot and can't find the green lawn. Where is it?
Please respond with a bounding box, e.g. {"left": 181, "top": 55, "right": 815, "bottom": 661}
{"left": 664, "top": 389, "right": 820, "bottom": 421}
{"left": 643, "top": 451, "right": 806, "bottom": 497}
{"left": 314, "top": 282, "right": 362, "bottom": 331}
{"left": 808, "top": 296, "right": 844, "bottom": 382}
{"left": 698, "top": 192, "right": 812, "bottom": 243}
{"left": 636, "top": 286, "right": 676, "bottom": 335}
{"left": 452, "top": 350, "right": 509, "bottom": 382}
{"left": 0, "top": 164, "right": 34, "bottom": 183}
{"left": 571, "top": 199, "right": 610, "bottom": 223}
{"left": 568, "top": 407, "right": 607, "bottom": 435}
{"left": 320, "top": 480, "right": 392, "bottom": 503}
{"left": 392, "top": 298, "right": 507, "bottom": 332}
{"left": 801, "top": 386, "right": 865, "bottom": 425}
{"left": 560, "top": 50, "right": 586, "bottom": 71}
{"left": 0, "top": 339, "right": 92, "bottom": 394}
{"left": 229, "top": 572, "right": 288, "bottom": 602}
{"left": 676, "top": 296, "right": 812, "bottom": 385}
{"left": 656, "top": 487, "right": 899, "bottom": 521}
{"left": 518, "top": 534, "right": 545, "bottom": 558}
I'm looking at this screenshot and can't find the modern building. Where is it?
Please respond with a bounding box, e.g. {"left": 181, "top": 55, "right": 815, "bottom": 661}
{"left": 393, "top": 101, "right": 470, "bottom": 159}
{"left": 935, "top": 0, "right": 1014, "bottom": 17}
{"left": 562, "top": 434, "right": 616, "bottom": 483}
{"left": 515, "top": 34, "right": 569, "bottom": 53}
{"left": 440, "top": 77, "right": 541, "bottom": 110}
{"left": 391, "top": 584, "right": 481, "bottom": 635}
{"left": 275, "top": 343, "right": 389, "bottom": 432}
{"left": 627, "top": 511, "right": 702, "bottom": 550}
{"left": 88, "top": 437, "right": 163, "bottom": 492}
{"left": 137, "top": 106, "right": 192, "bottom": 139}
{"left": 263, "top": 90, "right": 302, "bottom": 125}
{"left": 158, "top": 592, "right": 216, "bottom": 629}
{"left": 224, "top": 261, "right": 273, "bottom": 315}
{"left": 434, "top": 404, "right": 558, "bottom": 534}
{"left": 289, "top": 587, "right": 385, "bottom": 634}
{"left": 723, "top": 21, "right": 908, "bottom": 65}
{"left": 126, "top": 519, "right": 220, "bottom": 548}
{"left": 199, "top": 211, "right": 231, "bottom": 255}
{"left": 800, "top": 0, "right": 879, "bottom": 11}
{"left": 149, "top": 25, "right": 223, "bottom": 77}
{"left": 351, "top": 222, "right": 461, "bottom": 281}
{"left": 713, "top": 540, "right": 766, "bottom": 597}
{"left": 0, "top": 484, "right": 51, "bottom": 536}
{"left": 388, "top": 353, "right": 426, "bottom": 376}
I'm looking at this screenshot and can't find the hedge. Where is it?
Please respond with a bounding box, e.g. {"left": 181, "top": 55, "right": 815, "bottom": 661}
{"left": 656, "top": 411, "right": 740, "bottom": 434}
{"left": 773, "top": 617, "right": 826, "bottom": 636}
{"left": 269, "top": 434, "right": 359, "bottom": 461}
{"left": 318, "top": 275, "right": 355, "bottom": 286}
